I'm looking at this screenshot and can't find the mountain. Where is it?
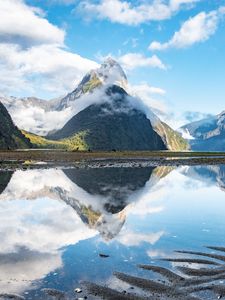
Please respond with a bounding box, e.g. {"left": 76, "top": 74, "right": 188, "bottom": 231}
{"left": 0, "top": 59, "right": 127, "bottom": 135}
{"left": 49, "top": 59, "right": 189, "bottom": 151}
{"left": 181, "top": 111, "right": 225, "bottom": 151}
{"left": 0, "top": 95, "right": 62, "bottom": 113}
{"left": 0, "top": 102, "right": 32, "bottom": 150}
{"left": 54, "top": 57, "right": 128, "bottom": 111}
{"left": 0, "top": 58, "right": 188, "bottom": 151}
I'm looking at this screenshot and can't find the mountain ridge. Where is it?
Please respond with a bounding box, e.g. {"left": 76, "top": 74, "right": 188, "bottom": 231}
{"left": 181, "top": 111, "right": 225, "bottom": 151}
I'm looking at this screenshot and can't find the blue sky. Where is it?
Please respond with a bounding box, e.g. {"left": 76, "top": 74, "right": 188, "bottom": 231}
{"left": 1, "top": 0, "right": 225, "bottom": 127}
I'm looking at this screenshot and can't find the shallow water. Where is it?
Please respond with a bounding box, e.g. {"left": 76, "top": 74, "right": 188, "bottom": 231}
{"left": 0, "top": 164, "right": 225, "bottom": 299}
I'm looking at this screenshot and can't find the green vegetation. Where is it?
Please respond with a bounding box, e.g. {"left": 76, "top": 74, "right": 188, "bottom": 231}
{"left": 22, "top": 130, "right": 89, "bottom": 151}
{"left": 82, "top": 73, "right": 102, "bottom": 94}
{"left": 22, "top": 130, "right": 67, "bottom": 149}
{"left": 62, "top": 131, "right": 89, "bottom": 150}
{"left": 154, "top": 121, "right": 189, "bottom": 151}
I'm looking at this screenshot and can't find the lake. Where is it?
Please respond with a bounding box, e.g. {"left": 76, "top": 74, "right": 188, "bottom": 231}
{"left": 0, "top": 164, "right": 225, "bottom": 299}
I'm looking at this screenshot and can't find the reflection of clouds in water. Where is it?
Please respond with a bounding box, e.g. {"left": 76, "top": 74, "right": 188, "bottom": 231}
{"left": 0, "top": 198, "right": 96, "bottom": 254}
{"left": 0, "top": 169, "right": 72, "bottom": 200}
{"left": 0, "top": 169, "right": 116, "bottom": 214}
{"left": 147, "top": 249, "right": 170, "bottom": 259}
{"left": 181, "top": 165, "right": 225, "bottom": 191}
{"left": 123, "top": 171, "right": 171, "bottom": 218}
{"left": 169, "top": 167, "right": 209, "bottom": 190}
{"left": 116, "top": 229, "right": 164, "bottom": 247}
{"left": 0, "top": 250, "right": 62, "bottom": 294}
{"left": 0, "top": 167, "right": 178, "bottom": 294}
{"left": 0, "top": 197, "right": 96, "bottom": 294}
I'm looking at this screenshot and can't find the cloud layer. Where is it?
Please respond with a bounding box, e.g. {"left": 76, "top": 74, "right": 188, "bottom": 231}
{"left": 0, "top": 43, "right": 98, "bottom": 95}
{"left": 149, "top": 8, "right": 225, "bottom": 50}
{"left": 117, "top": 53, "right": 166, "bottom": 70}
{"left": 0, "top": 0, "right": 98, "bottom": 97}
{"left": 78, "top": 0, "right": 200, "bottom": 26}
{"left": 0, "top": 0, "right": 65, "bottom": 46}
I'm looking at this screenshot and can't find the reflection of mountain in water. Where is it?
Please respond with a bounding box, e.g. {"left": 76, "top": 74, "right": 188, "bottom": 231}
{"left": 63, "top": 167, "right": 155, "bottom": 214}
{"left": 0, "top": 166, "right": 172, "bottom": 296}
{"left": 0, "top": 171, "right": 13, "bottom": 194}
{"left": 183, "top": 165, "right": 225, "bottom": 191}
{"left": 63, "top": 166, "right": 174, "bottom": 239}
{"left": 0, "top": 166, "right": 172, "bottom": 240}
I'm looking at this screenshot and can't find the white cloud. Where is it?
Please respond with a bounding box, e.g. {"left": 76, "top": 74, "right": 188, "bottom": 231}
{"left": 117, "top": 53, "right": 167, "bottom": 70}
{"left": 0, "top": 0, "right": 65, "bottom": 46}
{"left": 149, "top": 9, "right": 223, "bottom": 50}
{"left": 0, "top": 43, "right": 98, "bottom": 96}
{"left": 1, "top": 97, "right": 73, "bottom": 135}
{"left": 129, "top": 83, "right": 168, "bottom": 120}
{"left": 78, "top": 0, "right": 200, "bottom": 26}
{"left": 170, "top": 0, "right": 200, "bottom": 11}
{"left": 0, "top": 0, "right": 98, "bottom": 97}
{"left": 0, "top": 251, "right": 62, "bottom": 294}
{"left": 1, "top": 85, "right": 109, "bottom": 135}
{"left": 49, "top": 0, "right": 77, "bottom": 4}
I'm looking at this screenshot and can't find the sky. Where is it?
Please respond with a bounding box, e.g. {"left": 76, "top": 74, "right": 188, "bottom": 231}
{"left": 0, "top": 0, "right": 225, "bottom": 127}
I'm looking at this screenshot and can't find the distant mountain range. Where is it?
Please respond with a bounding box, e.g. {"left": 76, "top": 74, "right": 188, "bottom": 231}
{"left": 0, "top": 58, "right": 188, "bottom": 151}
{"left": 181, "top": 111, "right": 225, "bottom": 151}
{"left": 0, "top": 102, "right": 31, "bottom": 150}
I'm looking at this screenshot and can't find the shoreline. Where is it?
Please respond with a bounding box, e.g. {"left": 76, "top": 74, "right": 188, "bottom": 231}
{"left": 0, "top": 150, "right": 225, "bottom": 170}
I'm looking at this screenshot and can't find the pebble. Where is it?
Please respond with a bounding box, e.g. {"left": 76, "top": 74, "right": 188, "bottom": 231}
{"left": 99, "top": 253, "right": 110, "bottom": 258}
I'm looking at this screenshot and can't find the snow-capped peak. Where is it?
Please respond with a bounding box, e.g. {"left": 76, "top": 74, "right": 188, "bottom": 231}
{"left": 93, "top": 57, "right": 128, "bottom": 91}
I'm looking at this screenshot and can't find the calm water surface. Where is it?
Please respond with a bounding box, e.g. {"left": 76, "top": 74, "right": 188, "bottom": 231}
{"left": 0, "top": 165, "right": 225, "bottom": 299}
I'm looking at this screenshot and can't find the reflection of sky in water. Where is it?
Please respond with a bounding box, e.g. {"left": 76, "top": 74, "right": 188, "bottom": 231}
{"left": 0, "top": 165, "right": 225, "bottom": 298}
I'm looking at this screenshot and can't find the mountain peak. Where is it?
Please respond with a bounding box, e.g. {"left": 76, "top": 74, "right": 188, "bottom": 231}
{"left": 95, "top": 57, "right": 128, "bottom": 90}
{"left": 101, "top": 57, "right": 121, "bottom": 69}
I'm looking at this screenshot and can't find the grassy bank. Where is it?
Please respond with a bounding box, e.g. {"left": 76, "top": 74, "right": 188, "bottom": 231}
{"left": 0, "top": 150, "right": 225, "bottom": 168}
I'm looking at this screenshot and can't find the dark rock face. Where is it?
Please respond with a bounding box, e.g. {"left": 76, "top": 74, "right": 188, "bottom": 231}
{"left": 182, "top": 111, "right": 225, "bottom": 151}
{"left": 0, "top": 102, "right": 31, "bottom": 149}
{"left": 49, "top": 86, "right": 167, "bottom": 151}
